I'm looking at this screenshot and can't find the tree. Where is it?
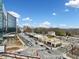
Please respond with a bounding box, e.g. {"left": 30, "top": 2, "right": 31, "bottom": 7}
{"left": 34, "top": 27, "right": 48, "bottom": 34}
{"left": 66, "top": 32, "right": 72, "bottom": 36}
{"left": 23, "top": 26, "right": 32, "bottom": 33}
{"left": 55, "top": 29, "right": 66, "bottom": 36}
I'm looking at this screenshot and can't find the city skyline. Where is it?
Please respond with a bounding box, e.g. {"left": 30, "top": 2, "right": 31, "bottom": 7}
{"left": 4, "top": 0, "right": 79, "bottom": 28}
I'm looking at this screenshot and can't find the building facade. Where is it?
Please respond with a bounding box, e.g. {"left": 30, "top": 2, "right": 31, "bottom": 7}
{"left": 0, "top": 0, "right": 4, "bottom": 43}
{"left": 0, "top": 0, "right": 17, "bottom": 44}
{"left": 48, "top": 31, "right": 56, "bottom": 36}
{"left": 7, "top": 13, "right": 16, "bottom": 33}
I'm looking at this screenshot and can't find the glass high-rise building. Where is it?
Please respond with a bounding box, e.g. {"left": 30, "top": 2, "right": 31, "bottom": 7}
{"left": 0, "top": 0, "right": 4, "bottom": 42}
{"left": 0, "top": 0, "right": 17, "bottom": 44}
{"left": 7, "top": 13, "right": 16, "bottom": 33}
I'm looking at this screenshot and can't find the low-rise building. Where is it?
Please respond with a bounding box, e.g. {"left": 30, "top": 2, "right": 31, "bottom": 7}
{"left": 46, "top": 38, "right": 62, "bottom": 47}
{"left": 34, "top": 34, "right": 62, "bottom": 47}
{"left": 48, "top": 31, "right": 56, "bottom": 36}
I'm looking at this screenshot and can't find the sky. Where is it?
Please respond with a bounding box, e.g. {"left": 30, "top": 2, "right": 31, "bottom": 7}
{"left": 4, "top": 0, "right": 79, "bottom": 28}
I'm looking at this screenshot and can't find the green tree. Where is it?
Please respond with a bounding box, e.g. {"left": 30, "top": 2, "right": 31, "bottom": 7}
{"left": 66, "top": 32, "right": 71, "bottom": 36}
{"left": 34, "top": 27, "right": 48, "bottom": 34}
{"left": 55, "top": 29, "right": 66, "bottom": 36}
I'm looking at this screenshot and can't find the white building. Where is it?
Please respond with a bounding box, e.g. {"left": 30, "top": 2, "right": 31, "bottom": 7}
{"left": 48, "top": 31, "right": 56, "bottom": 36}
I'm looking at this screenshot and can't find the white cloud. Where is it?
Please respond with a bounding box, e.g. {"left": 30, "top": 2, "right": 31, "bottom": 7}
{"left": 8, "top": 11, "right": 20, "bottom": 18}
{"left": 57, "top": 24, "right": 79, "bottom": 28}
{"left": 65, "top": 0, "right": 79, "bottom": 8}
{"left": 59, "top": 24, "right": 67, "bottom": 27}
{"left": 65, "top": 9, "right": 69, "bottom": 12}
{"left": 20, "top": 17, "right": 32, "bottom": 27}
{"left": 52, "top": 12, "right": 56, "bottom": 16}
{"left": 53, "top": 24, "right": 68, "bottom": 28}
{"left": 19, "top": 23, "right": 30, "bottom": 27}
{"left": 39, "top": 21, "right": 51, "bottom": 28}
{"left": 22, "top": 17, "right": 32, "bottom": 21}
{"left": 22, "top": 23, "right": 32, "bottom": 27}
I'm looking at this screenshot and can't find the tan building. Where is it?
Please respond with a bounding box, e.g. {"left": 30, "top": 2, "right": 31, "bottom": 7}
{"left": 34, "top": 34, "right": 62, "bottom": 48}
{"left": 48, "top": 31, "right": 56, "bottom": 36}
{"left": 46, "top": 38, "right": 62, "bottom": 47}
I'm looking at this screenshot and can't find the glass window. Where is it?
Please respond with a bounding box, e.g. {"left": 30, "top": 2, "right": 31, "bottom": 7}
{"left": 0, "top": 0, "right": 2, "bottom": 11}
{"left": 0, "top": 13, "right": 2, "bottom": 29}
{"left": 7, "top": 13, "right": 16, "bottom": 32}
{"left": 0, "top": 0, "right": 2, "bottom": 3}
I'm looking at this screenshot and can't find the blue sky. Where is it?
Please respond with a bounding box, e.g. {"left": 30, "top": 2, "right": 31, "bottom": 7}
{"left": 4, "top": 0, "right": 79, "bottom": 28}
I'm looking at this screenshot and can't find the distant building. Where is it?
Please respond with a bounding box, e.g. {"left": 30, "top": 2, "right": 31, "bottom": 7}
{"left": 46, "top": 38, "right": 62, "bottom": 47}
{"left": 48, "top": 31, "right": 56, "bottom": 36}
{"left": 34, "top": 34, "right": 61, "bottom": 47}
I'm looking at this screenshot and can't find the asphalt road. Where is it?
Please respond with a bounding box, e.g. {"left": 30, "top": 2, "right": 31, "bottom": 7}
{"left": 2, "top": 32, "right": 79, "bottom": 59}
{"left": 18, "top": 33, "right": 74, "bottom": 59}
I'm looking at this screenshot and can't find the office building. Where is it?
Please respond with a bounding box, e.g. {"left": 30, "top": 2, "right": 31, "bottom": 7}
{"left": 7, "top": 12, "right": 16, "bottom": 33}
{"left": 0, "top": 0, "right": 17, "bottom": 44}
{"left": 0, "top": 0, "right": 6, "bottom": 43}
